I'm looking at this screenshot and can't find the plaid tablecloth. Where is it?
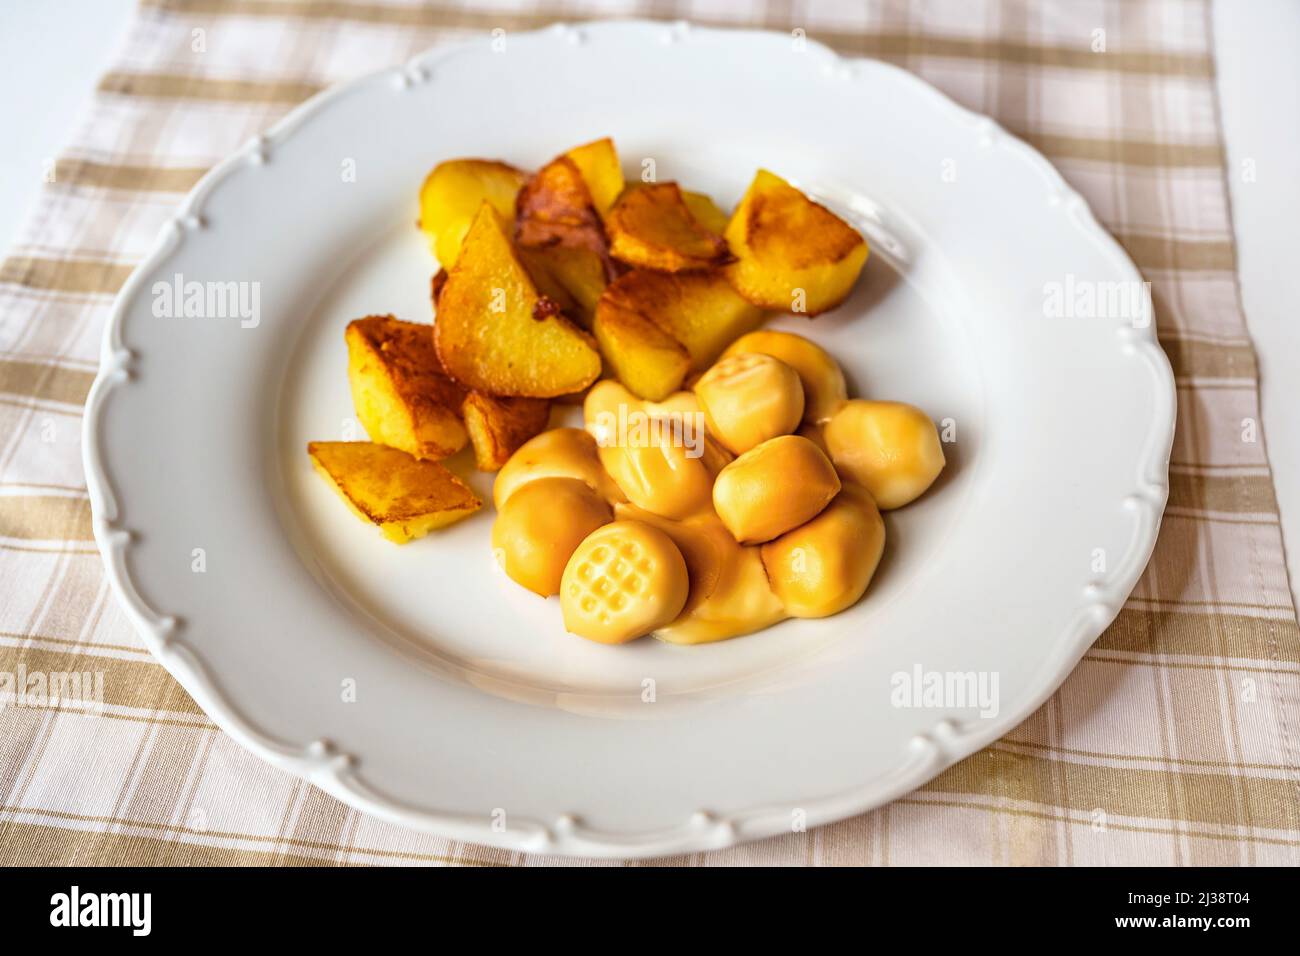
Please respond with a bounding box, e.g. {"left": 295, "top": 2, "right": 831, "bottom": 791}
{"left": 1, "top": 0, "right": 1297, "bottom": 866}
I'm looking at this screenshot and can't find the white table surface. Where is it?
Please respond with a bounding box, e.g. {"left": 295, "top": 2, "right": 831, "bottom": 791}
{"left": 2, "top": 0, "right": 1297, "bottom": 607}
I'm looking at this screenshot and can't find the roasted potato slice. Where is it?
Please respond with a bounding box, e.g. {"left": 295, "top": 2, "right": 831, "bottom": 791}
{"left": 613, "top": 184, "right": 729, "bottom": 232}
{"left": 601, "top": 269, "right": 765, "bottom": 372}
{"left": 592, "top": 293, "right": 691, "bottom": 401}
{"left": 606, "top": 182, "right": 731, "bottom": 272}
{"left": 513, "top": 246, "right": 582, "bottom": 317}
{"left": 565, "top": 137, "right": 624, "bottom": 218}
{"left": 514, "top": 154, "right": 617, "bottom": 324}
{"left": 516, "top": 245, "right": 604, "bottom": 328}
{"left": 434, "top": 204, "right": 602, "bottom": 397}
{"left": 680, "top": 190, "right": 730, "bottom": 235}
{"left": 346, "top": 315, "right": 467, "bottom": 460}
{"left": 724, "top": 169, "right": 868, "bottom": 315}
{"left": 308, "top": 441, "right": 481, "bottom": 543}
{"left": 548, "top": 247, "right": 609, "bottom": 324}
{"left": 419, "top": 159, "right": 528, "bottom": 268}
{"left": 515, "top": 155, "right": 608, "bottom": 259}
{"left": 461, "top": 391, "right": 551, "bottom": 471}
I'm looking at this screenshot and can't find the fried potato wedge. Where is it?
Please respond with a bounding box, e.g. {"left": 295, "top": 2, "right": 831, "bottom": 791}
{"left": 419, "top": 159, "right": 528, "bottom": 268}
{"left": 434, "top": 205, "right": 602, "bottom": 397}
{"left": 515, "top": 155, "right": 608, "bottom": 259}
{"left": 513, "top": 245, "right": 582, "bottom": 317}
{"left": 680, "top": 190, "right": 730, "bottom": 235}
{"left": 592, "top": 294, "right": 691, "bottom": 401}
{"left": 724, "top": 169, "right": 868, "bottom": 315}
{"left": 346, "top": 315, "right": 467, "bottom": 460}
{"left": 607, "top": 182, "right": 731, "bottom": 272}
{"left": 602, "top": 269, "right": 765, "bottom": 373}
{"left": 545, "top": 247, "right": 608, "bottom": 324}
{"left": 516, "top": 245, "right": 605, "bottom": 328}
{"left": 514, "top": 154, "right": 617, "bottom": 324}
{"left": 308, "top": 441, "right": 481, "bottom": 543}
{"left": 565, "top": 137, "right": 624, "bottom": 218}
{"left": 461, "top": 391, "right": 551, "bottom": 471}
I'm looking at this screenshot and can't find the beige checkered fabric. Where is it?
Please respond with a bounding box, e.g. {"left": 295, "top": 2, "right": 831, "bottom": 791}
{"left": 1, "top": 0, "right": 1297, "bottom": 866}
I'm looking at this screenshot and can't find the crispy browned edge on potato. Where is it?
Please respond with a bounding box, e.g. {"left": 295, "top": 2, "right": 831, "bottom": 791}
{"left": 349, "top": 314, "right": 465, "bottom": 406}
{"left": 514, "top": 155, "right": 619, "bottom": 280}
{"left": 461, "top": 392, "right": 552, "bottom": 471}
{"left": 605, "top": 182, "right": 732, "bottom": 272}
{"left": 724, "top": 169, "right": 868, "bottom": 316}
{"left": 433, "top": 205, "right": 602, "bottom": 398}
{"left": 743, "top": 179, "right": 863, "bottom": 267}
{"left": 347, "top": 314, "right": 468, "bottom": 459}
{"left": 306, "top": 440, "right": 482, "bottom": 542}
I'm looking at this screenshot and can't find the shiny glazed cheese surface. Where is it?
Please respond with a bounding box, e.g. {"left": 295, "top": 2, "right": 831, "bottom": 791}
{"left": 489, "top": 332, "right": 944, "bottom": 645}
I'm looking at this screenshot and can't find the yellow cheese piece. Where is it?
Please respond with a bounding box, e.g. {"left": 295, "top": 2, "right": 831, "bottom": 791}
{"left": 560, "top": 520, "right": 689, "bottom": 643}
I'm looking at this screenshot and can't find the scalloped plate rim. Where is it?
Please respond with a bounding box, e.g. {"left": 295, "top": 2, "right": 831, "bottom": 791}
{"left": 81, "top": 19, "right": 1175, "bottom": 859}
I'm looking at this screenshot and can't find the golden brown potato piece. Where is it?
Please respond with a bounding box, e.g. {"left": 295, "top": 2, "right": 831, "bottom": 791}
{"left": 514, "top": 154, "right": 617, "bottom": 324}
{"left": 434, "top": 205, "right": 602, "bottom": 397}
{"left": 565, "top": 137, "right": 624, "bottom": 218}
{"left": 606, "top": 183, "right": 731, "bottom": 272}
{"left": 680, "top": 191, "right": 730, "bottom": 235}
{"left": 599, "top": 269, "right": 765, "bottom": 373}
{"left": 419, "top": 159, "right": 528, "bottom": 268}
{"left": 592, "top": 292, "right": 691, "bottom": 401}
{"left": 308, "top": 441, "right": 481, "bottom": 543}
{"left": 515, "top": 155, "right": 609, "bottom": 262}
{"left": 507, "top": 246, "right": 576, "bottom": 319}
{"left": 461, "top": 391, "right": 551, "bottom": 471}
{"left": 517, "top": 245, "right": 606, "bottom": 328}
{"left": 724, "top": 169, "right": 868, "bottom": 315}
{"left": 591, "top": 268, "right": 765, "bottom": 400}
{"left": 345, "top": 315, "right": 467, "bottom": 461}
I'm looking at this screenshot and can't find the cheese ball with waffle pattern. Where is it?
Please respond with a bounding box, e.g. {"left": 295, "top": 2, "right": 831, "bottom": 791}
{"left": 560, "top": 520, "right": 689, "bottom": 643}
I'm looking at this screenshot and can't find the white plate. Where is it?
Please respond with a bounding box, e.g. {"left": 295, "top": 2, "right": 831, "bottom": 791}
{"left": 84, "top": 21, "right": 1175, "bottom": 858}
